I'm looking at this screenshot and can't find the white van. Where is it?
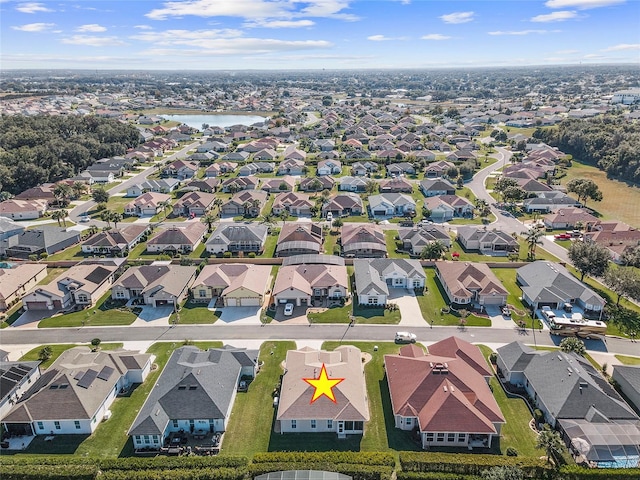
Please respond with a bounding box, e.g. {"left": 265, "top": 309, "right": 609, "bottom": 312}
{"left": 395, "top": 331, "right": 417, "bottom": 344}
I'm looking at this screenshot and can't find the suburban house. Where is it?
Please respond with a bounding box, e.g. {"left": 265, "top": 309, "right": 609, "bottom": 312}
{"left": 398, "top": 225, "right": 452, "bottom": 256}
{"left": 516, "top": 261, "right": 605, "bottom": 313}
{"left": 220, "top": 176, "right": 259, "bottom": 193}
{"left": 497, "top": 342, "right": 640, "bottom": 468}
{"left": 276, "top": 223, "right": 323, "bottom": 257}
{"left": 424, "top": 195, "right": 474, "bottom": 222}
{"left": 379, "top": 178, "right": 413, "bottom": 193}
{"left": 353, "top": 258, "right": 426, "bottom": 305}
{"left": 163, "top": 160, "right": 198, "bottom": 180}
{"left": 583, "top": 222, "right": 640, "bottom": 264}
{"left": 276, "top": 346, "right": 369, "bottom": 436}
{"left": 435, "top": 262, "right": 508, "bottom": 307}
{"left": 420, "top": 178, "right": 456, "bottom": 197}
{"left": 185, "top": 178, "right": 219, "bottom": 193}
{"left": 172, "top": 191, "right": 216, "bottom": 217}
{"left": 368, "top": 193, "right": 416, "bottom": 217}
{"left": 111, "top": 265, "right": 197, "bottom": 308}
{"left": 523, "top": 192, "right": 580, "bottom": 213}
{"left": 299, "top": 176, "right": 335, "bottom": 192}
{"left": 0, "top": 217, "right": 25, "bottom": 242}
{"left": 238, "top": 162, "right": 275, "bottom": 176}
{"left": 338, "top": 176, "right": 368, "bottom": 192}
{"left": 124, "top": 192, "right": 171, "bottom": 217}
{"left": 128, "top": 346, "right": 257, "bottom": 450}
{"left": 322, "top": 193, "right": 364, "bottom": 218}
{"left": 351, "top": 161, "right": 378, "bottom": 176}
{"left": 544, "top": 208, "right": 599, "bottom": 230}
{"left": 2, "top": 347, "right": 151, "bottom": 436}
{"left": 222, "top": 151, "right": 250, "bottom": 163}
{"left": 0, "top": 264, "right": 47, "bottom": 311}
{"left": 81, "top": 225, "right": 148, "bottom": 256}
{"left": 204, "top": 161, "right": 238, "bottom": 177}
{"left": 425, "top": 161, "right": 455, "bottom": 178}
{"left": 0, "top": 360, "right": 41, "bottom": 421}
{"left": 126, "top": 179, "right": 180, "bottom": 197}
{"left": 1, "top": 227, "right": 80, "bottom": 260}
{"left": 317, "top": 160, "right": 342, "bottom": 176}
{"left": 191, "top": 264, "right": 272, "bottom": 307}
{"left": 0, "top": 199, "right": 48, "bottom": 220}
{"left": 385, "top": 337, "right": 505, "bottom": 450}
{"left": 278, "top": 158, "right": 305, "bottom": 176}
{"left": 205, "top": 223, "right": 268, "bottom": 255}
{"left": 456, "top": 226, "right": 519, "bottom": 256}
{"left": 146, "top": 223, "right": 207, "bottom": 254}
{"left": 341, "top": 224, "right": 387, "bottom": 258}
{"left": 261, "top": 176, "right": 296, "bottom": 193}
{"left": 14, "top": 184, "right": 56, "bottom": 203}
{"left": 273, "top": 264, "right": 349, "bottom": 307}
{"left": 386, "top": 162, "right": 415, "bottom": 176}
{"left": 283, "top": 145, "right": 306, "bottom": 162}
{"left": 255, "top": 149, "right": 278, "bottom": 162}
{"left": 612, "top": 365, "right": 640, "bottom": 414}
{"left": 272, "top": 192, "right": 313, "bottom": 217}
{"left": 221, "top": 190, "right": 268, "bottom": 217}
{"left": 22, "top": 263, "right": 118, "bottom": 312}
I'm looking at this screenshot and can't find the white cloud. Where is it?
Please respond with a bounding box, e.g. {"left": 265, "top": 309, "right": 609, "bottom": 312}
{"left": 76, "top": 24, "right": 107, "bottom": 32}
{"left": 421, "top": 33, "right": 451, "bottom": 40}
{"left": 555, "top": 49, "right": 579, "bottom": 54}
{"left": 584, "top": 53, "right": 605, "bottom": 58}
{"left": 545, "top": 0, "right": 624, "bottom": 9}
{"left": 245, "top": 19, "right": 315, "bottom": 28}
{"left": 61, "top": 35, "right": 127, "bottom": 47}
{"left": 15, "top": 2, "right": 53, "bottom": 13}
{"left": 141, "top": 38, "right": 332, "bottom": 56}
{"left": 488, "top": 29, "right": 558, "bottom": 35}
{"left": 439, "top": 11, "right": 474, "bottom": 24}
{"left": 367, "top": 34, "right": 407, "bottom": 41}
{"left": 11, "top": 22, "right": 54, "bottom": 32}
{"left": 601, "top": 43, "right": 640, "bottom": 51}
{"left": 531, "top": 10, "right": 578, "bottom": 22}
{"left": 131, "top": 29, "right": 244, "bottom": 44}
{"left": 134, "top": 25, "right": 153, "bottom": 30}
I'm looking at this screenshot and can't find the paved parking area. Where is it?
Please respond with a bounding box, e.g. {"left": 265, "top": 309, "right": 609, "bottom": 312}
{"left": 131, "top": 306, "right": 174, "bottom": 326}
{"left": 11, "top": 309, "right": 61, "bottom": 329}
{"left": 272, "top": 304, "right": 309, "bottom": 324}
{"left": 388, "top": 289, "right": 426, "bottom": 326}
{"left": 214, "top": 306, "right": 262, "bottom": 325}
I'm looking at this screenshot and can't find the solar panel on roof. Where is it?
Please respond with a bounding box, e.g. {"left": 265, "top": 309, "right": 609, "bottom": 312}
{"left": 74, "top": 370, "right": 85, "bottom": 380}
{"left": 5, "top": 371, "right": 22, "bottom": 382}
{"left": 84, "top": 266, "right": 111, "bottom": 285}
{"left": 97, "top": 365, "right": 114, "bottom": 381}
{"left": 77, "top": 368, "right": 98, "bottom": 389}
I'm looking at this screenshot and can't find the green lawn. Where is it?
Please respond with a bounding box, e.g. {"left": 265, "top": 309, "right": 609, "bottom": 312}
{"left": 37, "top": 267, "right": 66, "bottom": 285}
{"left": 20, "top": 343, "right": 124, "bottom": 370}
{"left": 1, "top": 303, "right": 24, "bottom": 329}
{"left": 323, "top": 231, "right": 340, "bottom": 255}
{"left": 258, "top": 233, "right": 279, "bottom": 258}
{"left": 38, "top": 292, "right": 138, "bottom": 328}
{"left": 169, "top": 299, "right": 220, "bottom": 324}
{"left": 45, "top": 244, "right": 87, "bottom": 262}
{"left": 615, "top": 355, "right": 640, "bottom": 365}
{"left": 490, "top": 268, "right": 537, "bottom": 328}
{"left": 384, "top": 230, "right": 410, "bottom": 259}
{"left": 476, "top": 345, "right": 540, "bottom": 457}
{"left": 187, "top": 241, "right": 208, "bottom": 258}
{"left": 222, "top": 341, "right": 296, "bottom": 456}
{"left": 308, "top": 302, "right": 401, "bottom": 324}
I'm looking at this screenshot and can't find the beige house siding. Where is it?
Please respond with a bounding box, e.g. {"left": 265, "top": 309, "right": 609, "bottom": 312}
{"left": 0, "top": 265, "right": 47, "bottom": 310}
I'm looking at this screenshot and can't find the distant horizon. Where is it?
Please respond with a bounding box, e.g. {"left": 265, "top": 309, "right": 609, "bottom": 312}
{"left": 2, "top": 0, "right": 638, "bottom": 70}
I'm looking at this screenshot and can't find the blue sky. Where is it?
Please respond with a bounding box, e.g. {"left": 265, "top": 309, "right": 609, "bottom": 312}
{"left": 2, "top": 0, "right": 639, "bottom": 70}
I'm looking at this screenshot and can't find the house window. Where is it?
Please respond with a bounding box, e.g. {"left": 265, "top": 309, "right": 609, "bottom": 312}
{"left": 144, "top": 435, "right": 150, "bottom": 443}
{"left": 447, "top": 433, "right": 455, "bottom": 442}
{"left": 367, "top": 297, "right": 378, "bottom": 305}
{"left": 405, "top": 418, "right": 412, "bottom": 425}
{"left": 436, "top": 433, "right": 445, "bottom": 442}
{"left": 37, "top": 421, "right": 44, "bottom": 430}
{"left": 311, "top": 420, "right": 316, "bottom": 429}
{"left": 291, "top": 420, "right": 297, "bottom": 429}
{"left": 199, "top": 290, "right": 207, "bottom": 298}
{"left": 413, "top": 280, "right": 421, "bottom": 288}
{"left": 75, "top": 421, "right": 81, "bottom": 430}
{"left": 77, "top": 294, "right": 88, "bottom": 303}
{"left": 426, "top": 433, "right": 434, "bottom": 442}
{"left": 458, "top": 434, "right": 466, "bottom": 443}
{"left": 135, "top": 435, "right": 141, "bottom": 442}
{"left": 173, "top": 420, "right": 179, "bottom": 428}
{"left": 327, "top": 420, "right": 333, "bottom": 429}
{"left": 54, "top": 421, "right": 61, "bottom": 430}
{"left": 115, "top": 291, "right": 125, "bottom": 299}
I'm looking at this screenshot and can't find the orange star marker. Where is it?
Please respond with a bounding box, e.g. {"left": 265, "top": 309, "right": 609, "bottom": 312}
{"left": 304, "top": 363, "right": 344, "bottom": 404}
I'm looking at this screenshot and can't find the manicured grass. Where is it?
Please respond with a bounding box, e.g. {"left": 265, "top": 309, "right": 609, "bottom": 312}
{"left": 258, "top": 233, "right": 279, "bottom": 258}
{"left": 562, "top": 158, "right": 640, "bottom": 227}
{"left": 37, "top": 267, "right": 66, "bottom": 285}
{"left": 1, "top": 303, "right": 24, "bottom": 329}
{"left": 490, "top": 268, "right": 537, "bottom": 328}
{"left": 476, "top": 345, "right": 539, "bottom": 457}
{"left": 74, "top": 340, "right": 223, "bottom": 458}
{"left": 38, "top": 292, "right": 138, "bottom": 328}
{"left": 384, "top": 230, "right": 410, "bottom": 259}
{"left": 415, "top": 271, "right": 491, "bottom": 327}
{"left": 187, "top": 241, "right": 208, "bottom": 258}
{"left": 322, "top": 341, "right": 421, "bottom": 452}
{"left": 223, "top": 341, "right": 296, "bottom": 456}
{"left": 615, "top": 355, "right": 640, "bottom": 365}
{"left": 127, "top": 242, "right": 162, "bottom": 259}
{"left": 323, "top": 231, "right": 339, "bottom": 255}
{"left": 45, "top": 244, "right": 87, "bottom": 261}
{"left": 170, "top": 299, "right": 220, "bottom": 324}
{"left": 20, "top": 343, "right": 124, "bottom": 370}
{"left": 308, "top": 302, "right": 401, "bottom": 324}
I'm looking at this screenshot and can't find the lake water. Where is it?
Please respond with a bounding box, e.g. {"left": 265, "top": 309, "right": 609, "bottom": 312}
{"left": 160, "top": 114, "right": 268, "bottom": 130}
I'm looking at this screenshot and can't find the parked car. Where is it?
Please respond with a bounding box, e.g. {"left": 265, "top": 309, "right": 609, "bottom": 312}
{"left": 395, "top": 331, "right": 417, "bottom": 344}
{"left": 554, "top": 233, "right": 572, "bottom": 240}
{"left": 284, "top": 303, "right": 294, "bottom": 316}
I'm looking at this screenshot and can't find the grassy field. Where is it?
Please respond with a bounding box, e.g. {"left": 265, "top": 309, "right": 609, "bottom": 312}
{"left": 38, "top": 292, "right": 138, "bottom": 328}
{"left": 562, "top": 159, "right": 640, "bottom": 228}
{"left": 259, "top": 233, "right": 279, "bottom": 258}
{"left": 20, "top": 343, "right": 124, "bottom": 370}
{"left": 615, "top": 354, "right": 640, "bottom": 365}
{"left": 170, "top": 299, "right": 220, "bottom": 324}
{"left": 45, "top": 244, "right": 87, "bottom": 262}
{"left": 384, "top": 230, "right": 410, "bottom": 259}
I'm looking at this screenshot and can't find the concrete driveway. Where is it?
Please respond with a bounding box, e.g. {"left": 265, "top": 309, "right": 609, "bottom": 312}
{"left": 388, "top": 289, "right": 426, "bottom": 327}
{"left": 11, "top": 309, "right": 62, "bottom": 328}
{"left": 214, "top": 306, "right": 262, "bottom": 326}
{"left": 132, "top": 306, "right": 174, "bottom": 326}
{"left": 273, "top": 304, "right": 309, "bottom": 324}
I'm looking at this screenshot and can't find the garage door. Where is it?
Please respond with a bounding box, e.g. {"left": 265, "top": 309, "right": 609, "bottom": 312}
{"left": 239, "top": 298, "right": 260, "bottom": 307}
{"left": 483, "top": 296, "right": 504, "bottom": 305}
{"left": 226, "top": 298, "right": 237, "bottom": 307}
{"left": 26, "top": 301, "right": 48, "bottom": 310}
{"left": 155, "top": 300, "right": 169, "bottom": 306}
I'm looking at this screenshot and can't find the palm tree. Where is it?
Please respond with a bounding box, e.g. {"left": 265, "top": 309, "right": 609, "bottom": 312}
{"left": 279, "top": 210, "right": 288, "bottom": 227}
{"left": 364, "top": 180, "right": 378, "bottom": 194}
{"left": 100, "top": 209, "right": 114, "bottom": 228}
{"left": 51, "top": 210, "right": 65, "bottom": 227}
{"left": 320, "top": 189, "right": 331, "bottom": 204}
{"left": 524, "top": 227, "right": 544, "bottom": 260}
{"left": 159, "top": 200, "right": 172, "bottom": 221}
{"left": 308, "top": 178, "right": 322, "bottom": 192}
{"left": 420, "top": 240, "right": 447, "bottom": 261}
{"left": 53, "top": 183, "right": 73, "bottom": 207}
{"left": 331, "top": 217, "right": 343, "bottom": 233}
{"left": 251, "top": 199, "right": 261, "bottom": 217}
{"left": 212, "top": 197, "right": 223, "bottom": 216}
{"left": 111, "top": 212, "right": 123, "bottom": 229}
{"left": 201, "top": 211, "right": 217, "bottom": 233}
{"left": 536, "top": 425, "right": 564, "bottom": 465}
{"left": 71, "top": 181, "right": 86, "bottom": 199}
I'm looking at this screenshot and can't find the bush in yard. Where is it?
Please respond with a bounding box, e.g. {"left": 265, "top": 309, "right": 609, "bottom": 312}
{"left": 90, "top": 338, "right": 101, "bottom": 349}
{"left": 223, "top": 251, "right": 232, "bottom": 258}
{"left": 489, "top": 352, "right": 498, "bottom": 364}
{"left": 248, "top": 252, "right": 256, "bottom": 258}
{"left": 559, "top": 337, "right": 586, "bottom": 356}
{"left": 533, "top": 409, "right": 544, "bottom": 425}
{"left": 505, "top": 447, "right": 518, "bottom": 457}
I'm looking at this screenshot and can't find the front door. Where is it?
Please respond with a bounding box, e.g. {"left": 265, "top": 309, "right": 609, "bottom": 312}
{"left": 337, "top": 421, "right": 344, "bottom": 435}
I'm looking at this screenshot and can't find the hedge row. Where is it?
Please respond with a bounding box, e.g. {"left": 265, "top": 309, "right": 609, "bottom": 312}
{"left": 399, "top": 452, "right": 550, "bottom": 478}
{"left": 558, "top": 465, "right": 640, "bottom": 480}
{"left": 397, "top": 472, "right": 481, "bottom": 480}
{"left": 98, "top": 455, "right": 249, "bottom": 470}
{"left": 252, "top": 452, "right": 395, "bottom": 466}
{"left": 0, "top": 464, "right": 98, "bottom": 480}
{"left": 102, "top": 467, "right": 247, "bottom": 480}
{"left": 248, "top": 462, "right": 393, "bottom": 480}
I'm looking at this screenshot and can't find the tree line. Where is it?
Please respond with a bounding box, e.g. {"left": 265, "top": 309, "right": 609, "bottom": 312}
{"left": 533, "top": 116, "right": 640, "bottom": 184}
{"left": 0, "top": 115, "right": 141, "bottom": 195}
